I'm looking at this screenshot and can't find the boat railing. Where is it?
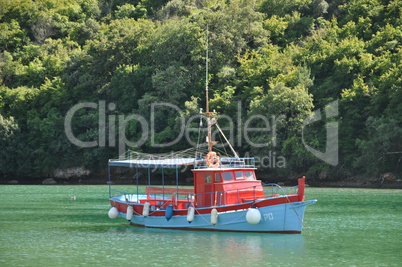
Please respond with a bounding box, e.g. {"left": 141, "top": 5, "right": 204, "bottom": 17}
{"left": 109, "top": 188, "right": 144, "bottom": 202}
{"left": 143, "top": 187, "right": 257, "bottom": 208}
{"left": 110, "top": 183, "right": 299, "bottom": 209}
{"left": 262, "top": 183, "right": 298, "bottom": 196}
{"left": 194, "top": 157, "right": 255, "bottom": 169}
{"left": 195, "top": 184, "right": 298, "bottom": 208}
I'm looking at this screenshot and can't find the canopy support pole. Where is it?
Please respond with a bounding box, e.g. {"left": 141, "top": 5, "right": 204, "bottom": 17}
{"left": 148, "top": 167, "right": 151, "bottom": 186}
{"left": 162, "top": 168, "right": 165, "bottom": 201}
{"left": 176, "top": 166, "right": 179, "bottom": 195}
{"left": 108, "top": 164, "right": 111, "bottom": 198}
{"left": 136, "top": 166, "right": 139, "bottom": 200}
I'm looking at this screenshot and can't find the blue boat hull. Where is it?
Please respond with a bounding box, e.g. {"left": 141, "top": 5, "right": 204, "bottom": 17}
{"left": 117, "top": 200, "right": 316, "bottom": 233}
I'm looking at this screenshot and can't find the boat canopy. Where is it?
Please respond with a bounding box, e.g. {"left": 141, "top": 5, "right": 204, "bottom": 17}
{"left": 107, "top": 149, "right": 255, "bottom": 169}
{"left": 108, "top": 157, "right": 256, "bottom": 169}
{"left": 108, "top": 158, "right": 203, "bottom": 168}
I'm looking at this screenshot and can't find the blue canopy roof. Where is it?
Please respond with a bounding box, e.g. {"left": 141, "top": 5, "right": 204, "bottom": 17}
{"left": 108, "top": 157, "right": 255, "bottom": 169}
{"left": 108, "top": 158, "right": 202, "bottom": 168}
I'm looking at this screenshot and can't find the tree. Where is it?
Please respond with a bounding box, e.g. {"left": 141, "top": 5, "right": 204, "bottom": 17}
{"left": 0, "top": 114, "right": 26, "bottom": 175}
{"left": 0, "top": 20, "right": 28, "bottom": 51}
{"left": 0, "top": 0, "right": 401, "bottom": 182}
{"left": 355, "top": 117, "right": 402, "bottom": 175}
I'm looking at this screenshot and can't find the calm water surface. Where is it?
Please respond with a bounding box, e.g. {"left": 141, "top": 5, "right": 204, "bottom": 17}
{"left": 0, "top": 185, "right": 400, "bottom": 266}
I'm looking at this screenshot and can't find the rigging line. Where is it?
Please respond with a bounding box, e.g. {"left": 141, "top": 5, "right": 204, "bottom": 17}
{"left": 194, "top": 205, "right": 254, "bottom": 226}
{"left": 215, "top": 122, "right": 239, "bottom": 158}
{"left": 195, "top": 124, "right": 202, "bottom": 159}
{"left": 217, "top": 129, "right": 228, "bottom": 157}
{"left": 212, "top": 146, "right": 230, "bottom": 158}
{"left": 285, "top": 194, "right": 311, "bottom": 235}
{"left": 128, "top": 147, "right": 198, "bottom": 160}
{"left": 217, "top": 204, "right": 255, "bottom": 226}
{"left": 277, "top": 185, "right": 311, "bottom": 235}
{"left": 194, "top": 207, "right": 211, "bottom": 225}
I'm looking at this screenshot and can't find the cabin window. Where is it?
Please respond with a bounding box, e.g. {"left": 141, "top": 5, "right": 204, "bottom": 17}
{"left": 222, "top": 172, "right": 233, "bottom": 181}
{"left": 235, "top": 171, "right": 244, "bottom": 180}
{"left": 215, "top": 172, "right": 221, "bottom": 182}
{"left": 245, "top": 171, "right": 255, "bottom": 180}
{"left": 204, "top": 174, "right": 212, "bottom": 183}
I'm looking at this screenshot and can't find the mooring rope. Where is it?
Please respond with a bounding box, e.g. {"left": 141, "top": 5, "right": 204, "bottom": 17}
{"left": 280, "top": 188, "right": 311, "bottom": 235}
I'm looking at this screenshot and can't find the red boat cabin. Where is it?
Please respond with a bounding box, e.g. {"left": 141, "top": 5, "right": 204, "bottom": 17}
{"left": 192, "top": 168, "right": 264, "bottom": 207}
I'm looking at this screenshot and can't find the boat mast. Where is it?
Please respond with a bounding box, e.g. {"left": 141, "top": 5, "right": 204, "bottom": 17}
{"left": 205, "top": 26, "right": 216, "bottom": 153}
{"left": 203, "top": 26, "right": 239, "bottom": 158}
{"left": 205, "top": 25, "right": 209, "bottom": 116}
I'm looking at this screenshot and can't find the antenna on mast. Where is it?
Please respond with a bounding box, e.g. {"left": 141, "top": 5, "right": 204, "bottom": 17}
{"left": 201, "top": 25, "right": 239, "bottom": 158}
{"left": 205, "top": 24, "right": 209, "bottom": 114}
{"left": 204, "top": 25, "right": 216, "bottom": 153}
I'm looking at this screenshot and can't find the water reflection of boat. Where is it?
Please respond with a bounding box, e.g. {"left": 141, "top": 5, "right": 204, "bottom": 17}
{"left": 106, "top": 33, "right": 316, "bottom": 233}
{"left": 106, "top": 227, "right": 306, "bottom": 265}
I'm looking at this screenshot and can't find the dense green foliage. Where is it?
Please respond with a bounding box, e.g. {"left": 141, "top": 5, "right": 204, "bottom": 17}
{"left": 0, "top": 0, "right": 401, "bottom": 181}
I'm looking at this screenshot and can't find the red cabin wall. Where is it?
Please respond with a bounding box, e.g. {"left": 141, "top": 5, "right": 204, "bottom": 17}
{"left": 192, "top": 169, "right": 264, "bottom": 206}
{"left": 193, "top": 171, "right": 215, "bottom": 206}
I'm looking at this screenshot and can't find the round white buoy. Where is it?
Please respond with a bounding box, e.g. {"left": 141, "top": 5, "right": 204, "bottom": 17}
{"left": 142, "top": 202, "right": 150, "bottom": 217}
{"left": 246, "top": 208, "right": 261, "bottom": 225}
{"left": 108, "top": 206, "right": 119, "bottom": 219}
{"left": 187, "top": 206, "right": 195, "bottom": 223}
{"left": 211, "top": 208, "right": 218, "bottom": 225}
{"left": 126, "top": 205, "right": 134, "bottom": 221}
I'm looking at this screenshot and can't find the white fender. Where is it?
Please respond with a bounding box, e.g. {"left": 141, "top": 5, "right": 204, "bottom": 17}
{"left": 211, "top": 208, "right": 218, "bottom": 225}
{"left": 108, "top": 206, "right": 119, "bottom": 219}
{"left": 246, "top": 208, "right": 261, "bottom": 225}
{"left": 142, "top": 202, "right": 150, "bottom": 217}
{"left": 126, "top": 205, "right": 134, "bottom": 221}
{"left": 187, "top": 206, "right": 195, "bottom": 223}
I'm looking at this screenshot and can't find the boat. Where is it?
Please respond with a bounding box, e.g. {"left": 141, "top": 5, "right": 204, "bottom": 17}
{"left": 107, "top": 103, "right": 316, "bottom": 234}
{"left": 107, "top": 32, "right": 316, "bottom": 233}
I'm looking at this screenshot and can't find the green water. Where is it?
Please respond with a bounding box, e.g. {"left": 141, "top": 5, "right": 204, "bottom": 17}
{"left": 0, "top": 186, "right": 401, "bottom": 266}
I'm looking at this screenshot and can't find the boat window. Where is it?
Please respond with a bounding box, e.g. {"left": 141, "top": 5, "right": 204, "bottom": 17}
{"left": 215, "top": 172, "right": 221, "bottom": 182}
{"left": 222, "top": 172, "right": 233, "bottom": 181}
{"left": 204, "top": 174, "right": 212, "bottom": 183}
{"left": 245, "top": 171, "right": 255, "bottom": 180}
{"left": 235, "top": 171, "right": 244, "bottom": 180}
